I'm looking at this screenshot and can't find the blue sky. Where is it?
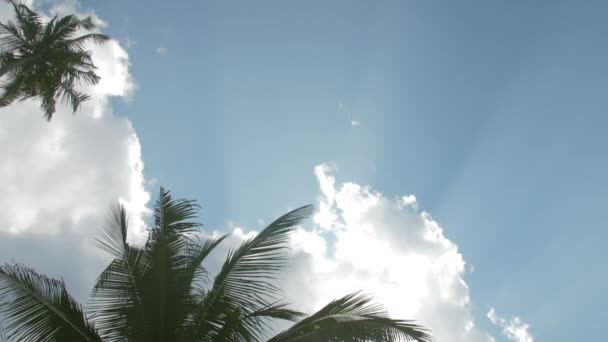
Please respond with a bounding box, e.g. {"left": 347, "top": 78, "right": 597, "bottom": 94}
{"left": 2, "top": 0, "right": 607, "bottom": 341}
{"left": 87, "top": 0, "right": 607, "bottom": 340}
{"left": 87, "top": 1, "right": 607, "bottom": 339}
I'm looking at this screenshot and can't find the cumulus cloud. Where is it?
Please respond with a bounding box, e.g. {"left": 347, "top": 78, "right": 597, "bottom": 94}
{"left": 175, "top": 164, "right": 524, "bottom": 341}
{"left": 0, "top": 1, "right": 149, "bottom": 299}
{"left": 488, "top": 308, "right": 534, "bottom": 342}
{"left": 402, "top": 194, "right": 418, "bottom": 209}
{"left": 276, "top": 164, "right": 496, "bottom": 341}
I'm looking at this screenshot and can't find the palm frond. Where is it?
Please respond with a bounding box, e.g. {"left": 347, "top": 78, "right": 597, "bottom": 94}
{"left": 40, "top": 87, "right": 57, "bottom": 120}
{"left": 135, "top": 187, "right": 204, "bottom": 340}
{"left": 0, "top": 263, "right": 101, "bottom": 341}
{"left": 185, "top": 205, "right": 313, "bottom": 339}
{"left": 268, "top": 292, "right": 432, "bottom": 342}
{"left": 90, "top": 203, "right": 147, "bottom": 341}
{"left": 215, "top": 205, "right": 313, "bottom": 303}
{"left": 180, "top": 234, "right": 228, "bottom": 292}
{"left": 59, "top": 81, "right": 89, "bottom": 112}
{"left": 90, "top": 249, "right": 146, "bottom": 342}
{"left": 94, "top": 202, "right": 130, "bottom": 259}
{"left": 63, "top": 33, "right": 110, "bottom": 50}
{"left": 215, "top": 301, "right": 304, "bottom": 341}
{"left": 0, "top": 1, "right": 106, "bottom": 119}
{"left": 48, "top": 16, "right": 98, "bottom": 45}
{"left": 0, "top": 22, "right": 29, "bottom": 51}
{"left": 48, "top": 15, "right": 79, "bottom": 43}
{"left": 248, "top": 302, "right": 304, "bottom": 322}
{"left": 152, "top": 187, "right": 201, "bottom": 237}
{"left": 78, "top": 17, "right": 97, "bottom": 31}
{"left": 10, "top": 1, "right": 43, "bottom": 42}
{"left": 0, "top": 74, "right": 25, "bottom": 107}
{"left": 66, "top": 68, "right": 101, "bottom": 85}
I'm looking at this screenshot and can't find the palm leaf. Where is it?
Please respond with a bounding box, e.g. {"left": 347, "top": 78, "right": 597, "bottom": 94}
{"left": 40, "top": 87, "right": 57, "bottom": 120}
{"left": 90, "top": 203, "right": 146, "bottom": 341}
{"left": 268, "top": 292, "right": 432, "bottom": 342}
{"left": 63, "top": 33, "right": 110, "bottom": 50}
{"left": 66, "top": 68, "right": 101, "bottom": 85}
{"left": 215, "top": 205, "right": 314, "bottom": 304}
{"left": 0, "top": 74, "right": 25, "bottom": 107}
{"left": 137, "top": 187, "right": 205, "bottom": 340}
{"left": 0, "top": 263, "right": 101, "bottom": 341}
{"left": 59, "top": 81, "right": 89, "bottom": 112}
{"left": 0, "top": 22, "right": 29, "bottom": 51}
{"left": 9, "top": 1, "right": 43, "bottom": 42}
{"left": 179, "top": 234, "right": 228, "bottom": 294}
{"left": 90, "top": 250, "right": 146, "bottom": 342}
{"left": 214, "top": 302, "right": 305, "bottom": 341}
{"left": 0, "top": 1, "right": 107, "bottom": 119}
{"left": 78, "top": 17, "right": 97, "bottom": 31}
{"left": 94, "top": 202, "right": 130, "bottom": 259}
{"left": 185, "top": 205, "right": 313, "bottom": 340}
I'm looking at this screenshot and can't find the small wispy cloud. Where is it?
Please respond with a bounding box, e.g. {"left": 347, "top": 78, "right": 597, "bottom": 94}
{"left": 338, "top": 101, "right": 361, "bottom": 127}
{"left": 155, "top": 46, "right": 167, "bottom": 55}
{"left": 487, "top": 308, "right": 534, "bottom": 342}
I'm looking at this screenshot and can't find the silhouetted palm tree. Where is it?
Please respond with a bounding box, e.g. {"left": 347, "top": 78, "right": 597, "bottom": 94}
{"left": 0, "top": 0, "right": 109, "bottom": 120}
{"left": 0, "top": 188, "right": 432, "bottom": 341}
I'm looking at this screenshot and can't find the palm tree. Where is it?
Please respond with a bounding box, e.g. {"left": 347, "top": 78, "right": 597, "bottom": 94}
{"left": 0, "top": 188, "right": 432, "bottom": 341}
{"left": 0, "top": 0, "right": 109, "bottom": 120}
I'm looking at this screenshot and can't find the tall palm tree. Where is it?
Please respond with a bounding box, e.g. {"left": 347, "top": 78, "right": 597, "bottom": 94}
{"left": 0, "top": 0, "right": 109, "bottom": 120}
{"left": 0, "top": 188, "right": 432, "bottom": 341}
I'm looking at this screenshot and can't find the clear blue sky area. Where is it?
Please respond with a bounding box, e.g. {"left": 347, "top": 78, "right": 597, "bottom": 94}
{"left": 83, "top": 1, "right": 607, "bottom": 340}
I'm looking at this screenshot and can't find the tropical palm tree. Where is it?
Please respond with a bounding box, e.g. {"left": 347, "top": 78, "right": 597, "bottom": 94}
{"left": 0, "top": 0, "right": 109, "bottom": 120}
{"left": 0, "top": 188, "right": 432, "bottom": 341}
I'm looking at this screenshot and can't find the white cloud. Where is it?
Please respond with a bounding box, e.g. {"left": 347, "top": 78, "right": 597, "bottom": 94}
{"left": 156, "top": 46, "right": 167, "bottom": 55}
{"left": 350, "top": 119, "right": 361, "bottom": 127}
{"left": 277, "top": 164, "right": 497, "bottom": 341}
{"left": 0, "top": 1, "right": 150, "bottom": 299}
{"left": 312, "top": 164, "right": 339, "bottom": 230}
{"left": 402, "top": 194, "right": 418, "bottom": 209}
{"left": 488, "top": 308, "right": 534, "bottom": 342}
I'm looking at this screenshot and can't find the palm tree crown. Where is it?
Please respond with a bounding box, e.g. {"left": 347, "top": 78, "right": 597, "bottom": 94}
{"left": 0, "top": 0, "right": 109, "bottom": 120}
{"left": 0, "top": 188, "right": 432, "bottom": 341}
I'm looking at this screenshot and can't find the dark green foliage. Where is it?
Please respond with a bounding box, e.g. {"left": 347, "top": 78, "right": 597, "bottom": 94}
{"left": 0, "top": 188, "right": 432, "bottom": 341}
{"left": 269, "top": 292, "right": 431, "bottom": 342}
{"left": 0, "top": 0, "right": 109, "bottom": 120}
{"left": 0, "top": 264, "right": 101, "bottom": 341}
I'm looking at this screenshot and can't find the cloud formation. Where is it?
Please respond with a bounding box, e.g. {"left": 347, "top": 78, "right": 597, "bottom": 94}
{"left": 275, "top": 164, "right": 497, "bottom": 341}
{"left": 488, "top": 308, "right": 534, "bottom": 342}
{"left": 0, "top": 4, "right": 534, "bottom": 341}
{"left": 0, "top": 1, "right": 149, "bottom": 299}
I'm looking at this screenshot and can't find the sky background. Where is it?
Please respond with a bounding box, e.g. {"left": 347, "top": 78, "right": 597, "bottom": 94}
{"left": 2, "top": 0, "right": 608, "bottom": 341}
